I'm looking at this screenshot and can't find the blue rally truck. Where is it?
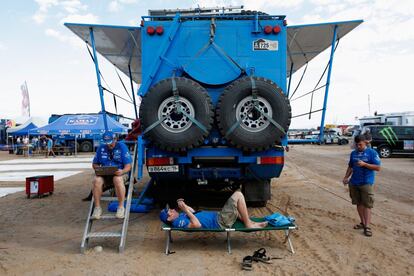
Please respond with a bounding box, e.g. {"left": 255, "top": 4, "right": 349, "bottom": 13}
{"left": 66, "top": 6, "right": 362, "bottom": 205}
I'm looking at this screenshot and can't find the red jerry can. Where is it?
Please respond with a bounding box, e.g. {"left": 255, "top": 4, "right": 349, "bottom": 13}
{"left": 26, "top": 175, "right": 54, "bottom": 198}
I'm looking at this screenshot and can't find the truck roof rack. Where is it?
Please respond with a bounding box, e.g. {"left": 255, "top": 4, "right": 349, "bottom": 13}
{"left": 148, "top": 6, "right": 245, "bottom": 16}
{"left": 145, "top": 6, "right": 282, "bottom": 21}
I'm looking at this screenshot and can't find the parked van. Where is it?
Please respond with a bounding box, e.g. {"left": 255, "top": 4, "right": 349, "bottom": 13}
{"left": 364, "top": 125, "right": 414, "bottom": 158}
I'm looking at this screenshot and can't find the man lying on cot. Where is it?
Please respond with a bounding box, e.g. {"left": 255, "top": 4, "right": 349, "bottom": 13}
{"left": 159, "top": 191, "right": 268, "bottom": 229}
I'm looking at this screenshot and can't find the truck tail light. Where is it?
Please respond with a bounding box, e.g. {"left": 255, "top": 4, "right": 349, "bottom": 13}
{"left": 146, "top": 26, "right": 155, "bottom": 35}
{"left": 257, "top": 156, "right": 284, "bottom": 165}
{"left": 264, "top": 25, "right": 272, "bottom": 34}
{"left": 156, "top": 26, "right": 164, "bottom": 35}
{"left": 147, "top": 157, "right": 174, "bottom": 166}
{"left": 273, "top": 25, "right": 281, "bottom": 34}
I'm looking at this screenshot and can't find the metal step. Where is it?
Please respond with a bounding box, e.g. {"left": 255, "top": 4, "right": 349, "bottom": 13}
{"left": 101, "top": 197, "right": 118, "bottom": 201}
{"left": 99, "top": 214, "right": 118, "bottom": 220}
{"left": 87, "top": 232, "right": 121, "bottom": 238}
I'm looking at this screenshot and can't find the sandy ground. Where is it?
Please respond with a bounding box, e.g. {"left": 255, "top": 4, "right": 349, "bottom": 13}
{"left": 0, "top": 146, "right": 413, "bottom": 275}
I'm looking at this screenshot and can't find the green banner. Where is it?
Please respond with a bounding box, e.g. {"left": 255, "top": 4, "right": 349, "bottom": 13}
{"left": 379, "top": 127, "right": 398, "bottom": 145}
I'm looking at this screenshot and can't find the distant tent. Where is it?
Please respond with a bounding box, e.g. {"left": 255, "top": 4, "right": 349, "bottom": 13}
{"left": 7, "top": 120, "right": 39, "bottom": 136}
{"left": 29, "top": 114, "right": 128, "bottom": 135}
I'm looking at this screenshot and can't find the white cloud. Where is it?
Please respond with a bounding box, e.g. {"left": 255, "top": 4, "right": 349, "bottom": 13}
{"left": 0, "top": 42, "right": 6, "bottom": 51}
{"left": 119, "top": 0, "right": 137, "bottom": 3}
{"left": 33, "top": 0, "right": 92, "bottom": 24}
{"left": 61, "top": 0, "right": 88, "bottom": 14}
{"left": 32, "top": 0, "right": 58, "bottom": 23}
{"left": 45, "top": 28, "right": 83, "bottom": 48}
{"left": 108, "top": 0, "right": 138, "bottom": 13}
{"left": 60, "top": 13, "right": 99, "bottom": 24}
{"left": 108, "top": 1, "right": 121, "bottom": 12}
{"left": 128, "top": 19, "right": 138, "bottom": 25}
{"left": 242, "top": 0, "right": 304, "bottom": 10}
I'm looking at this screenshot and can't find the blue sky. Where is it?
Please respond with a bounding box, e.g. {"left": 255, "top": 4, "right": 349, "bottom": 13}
{"left": 1, "top": 0, "right": 413, "bottom": 128}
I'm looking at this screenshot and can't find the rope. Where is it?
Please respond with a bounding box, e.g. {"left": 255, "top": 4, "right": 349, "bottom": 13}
{"left": 308, "top": 39, "right": 340, "bottom": 119}
{"left": 288, "top": 62, "right": 308, "bottom": 100}
{"left": 85, "top": 42, "right": 139, "bottom": 113}
{"left": 290, "top": 85, "right": 326, "bottom": 102}
{"left": 115, "top": 68, "right": 133, "bottom": 101}
{"left": 291, "top": 108, "right": 323, "bottom": 119}
{"left": 102, "top": 87, "right": 136, "bottom": 106}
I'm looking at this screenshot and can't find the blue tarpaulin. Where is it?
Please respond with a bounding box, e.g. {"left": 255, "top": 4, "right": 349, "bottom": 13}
{"left": 7, "top": 122, "right": 38, "bottom": 136}
{"left": 29, "top": 114, "right": 128, "bottom": 135}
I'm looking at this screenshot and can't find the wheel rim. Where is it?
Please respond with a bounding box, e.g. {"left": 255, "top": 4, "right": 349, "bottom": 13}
{"left": 157, "top": 96, "right": 195, "bottom": 133}
{"left": 380, "top": 147, "right": 390, "bottom": 157}
{"left": 235, "top": 96, "right": 273, "bottom": 133}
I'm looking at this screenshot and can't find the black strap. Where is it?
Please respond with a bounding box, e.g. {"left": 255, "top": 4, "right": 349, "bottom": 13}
{"left": 113, "top": 94, "right": 118, "bottom": 114}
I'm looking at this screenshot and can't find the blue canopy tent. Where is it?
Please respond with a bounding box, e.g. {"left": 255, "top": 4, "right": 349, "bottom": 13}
{"left": 29, "top": 114, "right": 128, "bottom": 135}
{"left": 29, "top": 114, "right": 128, "bottom": 155}
{"left": 7, "top": 122, "right": 38, "bottom": 137}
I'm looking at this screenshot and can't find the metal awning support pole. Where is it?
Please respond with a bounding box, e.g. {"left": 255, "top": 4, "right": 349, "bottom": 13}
{"left": 318, "top": 25, "right": 338, "bottom": 143}
{"left": 137, "top": 135, "right": 144, "bottom": 179}
{"left": 287, "top": 62, "right": 294, "bottom": 98}
{"left": 89, "top": 27, "right": 108, "bottom": 131}
{"left": 128, "top": 64, "right": 139, "bottom": 119}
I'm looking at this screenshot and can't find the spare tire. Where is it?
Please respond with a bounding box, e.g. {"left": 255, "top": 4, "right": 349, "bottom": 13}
{"left": 217, "top": 76, "right": 291, "bottom": 151}
{"left": 140, "top": 77, "right": 214, "bottom": 152}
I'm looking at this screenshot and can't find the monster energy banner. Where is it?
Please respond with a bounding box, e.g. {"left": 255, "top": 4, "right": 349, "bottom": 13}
{"left": 379, "top": 127, "right": 398, "bottom": 145}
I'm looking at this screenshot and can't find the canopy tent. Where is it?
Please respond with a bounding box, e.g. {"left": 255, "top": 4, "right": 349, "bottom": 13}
{"left": 65, "top": 20, "right": 363, "bottom": 83}
{"left": 7, "top": 122, "right": 37, "bottom": 136}
{"left": 287, "top": 20, "right": 363, "bottom": 77}
{"left": 64, "top": 23, "right": 142, "bottom": 83}
{"left": 7, "top": 118, "right": 41, "bottom": 136}
{"left": 29, "top": 114, "right": 128, "bottom": 135}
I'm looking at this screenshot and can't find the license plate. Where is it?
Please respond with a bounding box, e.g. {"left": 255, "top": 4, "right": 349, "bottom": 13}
{"left": 148, "top": 165, "right": 179, "bottom": 173}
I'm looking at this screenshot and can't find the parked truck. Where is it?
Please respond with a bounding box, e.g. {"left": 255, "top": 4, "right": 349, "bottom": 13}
{"left": 66, "top": 6, "right": 362, "bottom": 205}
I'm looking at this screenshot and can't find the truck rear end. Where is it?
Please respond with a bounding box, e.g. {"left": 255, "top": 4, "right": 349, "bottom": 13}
{"left": 139, "top": 8, "right": 291, "bottom": 204}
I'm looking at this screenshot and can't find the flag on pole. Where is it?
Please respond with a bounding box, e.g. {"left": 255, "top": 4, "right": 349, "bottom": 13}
{"left": 21, "top": 81, "right": 30, "bottom": 117}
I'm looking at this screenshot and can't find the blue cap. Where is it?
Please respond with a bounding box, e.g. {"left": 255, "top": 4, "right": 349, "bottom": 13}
{"left": 102, "top": 131, "right": 115, "bottom": 144}
{"left": 159, "top": 208, "right": 169, "bottom": 223}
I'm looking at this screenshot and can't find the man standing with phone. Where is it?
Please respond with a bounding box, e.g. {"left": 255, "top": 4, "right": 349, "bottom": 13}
{"left": 343, "top": 135, "right": 381, "bottom": 237}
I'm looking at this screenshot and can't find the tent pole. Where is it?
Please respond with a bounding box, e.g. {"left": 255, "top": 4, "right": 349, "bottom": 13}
{"left": 75, "top": 135, "right": 77, "bottom": 157}
{"left": 128, "top": 64, "right": 139, "bottom": 119}
{"left": 319, "top": 25, "right": 338, "bottom": 143}
{"left": 89, "top": 27, "right": 109, "bottom": 131}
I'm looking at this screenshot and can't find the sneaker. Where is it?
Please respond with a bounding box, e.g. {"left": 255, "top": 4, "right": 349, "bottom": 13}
{"left": 91, "top": 207, "right": 102, "bottom": 220}
{"left": 116, "top": 206, "right": 125, "bottom": 219}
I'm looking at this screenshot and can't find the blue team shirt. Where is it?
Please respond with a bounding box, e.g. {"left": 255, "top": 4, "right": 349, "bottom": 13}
{"left": 47, "top": 139, "right": 53, "bottom": 149}
{"left": 93, "top": 142, "right": 132, "bottom": 169}
{"left": 172, "top": 211, "right": 221, "bottom": 229}
{"left": 348, "top": 147, "right": 381, "bottom": 185}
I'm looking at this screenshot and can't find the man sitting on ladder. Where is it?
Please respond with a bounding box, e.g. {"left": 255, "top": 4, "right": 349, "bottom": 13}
{"left": 91, "top": 131, "right": 132, "bottom": 219}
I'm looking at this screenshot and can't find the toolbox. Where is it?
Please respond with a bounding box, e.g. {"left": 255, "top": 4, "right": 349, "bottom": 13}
{"left": 26, "top": 175, "right": 54, "bottom": 198}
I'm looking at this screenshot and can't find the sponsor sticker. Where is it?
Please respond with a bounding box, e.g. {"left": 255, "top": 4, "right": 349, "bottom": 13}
{"left": 253, "top": 39, "right": 278, "bottom": 51}
{"left": 404, "top": 140, "right": 414, "bottom": 150}
{"left": 148, "top": 165, "right": 179, "bottom": 173}
{"left": 66, "top": 115, "right": 99, "bottom": 126}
